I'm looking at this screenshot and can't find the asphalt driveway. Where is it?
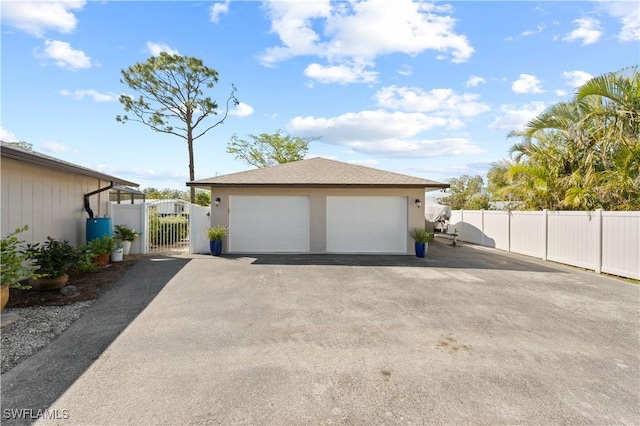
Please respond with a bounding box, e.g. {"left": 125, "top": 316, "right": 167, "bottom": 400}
{"left": 4, "top": 239, "right": 639, "bottom": 425}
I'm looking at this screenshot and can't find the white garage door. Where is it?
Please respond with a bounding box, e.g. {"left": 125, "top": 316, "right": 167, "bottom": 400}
{"left": 229, "top": 196, "right": 310, "bottom": 253}
{"left": 326, "top": 196, "right": 407, "bottom": 253}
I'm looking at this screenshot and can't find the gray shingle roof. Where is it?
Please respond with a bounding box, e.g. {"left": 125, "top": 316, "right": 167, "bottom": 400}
{"left": 188, "top": 157, "right": 448, "bottom": 188}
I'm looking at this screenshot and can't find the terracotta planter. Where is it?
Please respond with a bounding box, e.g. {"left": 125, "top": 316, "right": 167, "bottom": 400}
{"left": 1, "top": 285, "right": 9, "bottom": 311}
{"left": 30, "top": 273, "right": 69, "bottom": 291}
{"left": 93, "top": 253, "right": 110, "bottom": 268}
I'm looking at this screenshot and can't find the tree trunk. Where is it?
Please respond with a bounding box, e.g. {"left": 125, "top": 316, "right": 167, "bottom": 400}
{"left": 187, "top": 128, "right": 195, "bottom": 204}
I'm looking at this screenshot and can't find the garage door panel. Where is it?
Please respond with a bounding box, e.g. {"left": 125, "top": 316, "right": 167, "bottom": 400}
{"left": 327, "top": 196, "right": 407, "bottom": 253}
{"left": 229, "top": 196, "right": 310, "bottom": 253}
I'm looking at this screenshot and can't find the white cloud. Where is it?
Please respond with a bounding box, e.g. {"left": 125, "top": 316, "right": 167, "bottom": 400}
{"left": 229, "top": 102, "right": 254, "bottom": 117}
{"left": 465, "top": 76, "right": 485, "bottom": 88}
{"left": 488, "top": 102, "right": 546, "bottom": 131}
{"left": 59, "top": 89, "right": 117, "bottom": 102}
{"left": 597, "top": 1, "right": 640, "bottom": 42}
{"left": 209, "top": 1, "right": 230, "bottom": 23}
{"left": 288, "top": 109, "right": 483, "bottom": 158}
{"left": 37, "top": 40, "right": 92, "bottom": 69}
{"left": 146, "top": 41, "right": 180, "bottom": 56}
{"left": 562, "top": 70, "right": 593, "bottom": 89}
{"left": 259, "top": 0, "right": 473, "bottom": 83}
{"left": 304, "top": 63, "right": 377, "bottom": 84}
{"left": 511, "top": 74, "right": 544, "bottom": 94}
{"left": 0, "top": 127, "right": 19, "bottom": 142}
{"left": 521, "top": 24, "right": 545, "bottom": 37}
{"left": 397, "top": 65, "right": 413, "bottom": 76}
{"left": 555, "top": 89, "right": 568, "bottom": 97}
{"left": 1, "top": 1, "right": 85, "bottom": 37}
{"left": 563, "top": 18, "right": 602, "bottom": 45}
{"left": 41, "top": 141, "right": 71, "bottom": 153}
{"left": 375, "top": 86, "right": 490, "bottom": 118}
{"left": 345, "top": 137, "right": 484, "bottom": 158}
{"left": 290, "top": 110, "right": 450, "bottom": 141}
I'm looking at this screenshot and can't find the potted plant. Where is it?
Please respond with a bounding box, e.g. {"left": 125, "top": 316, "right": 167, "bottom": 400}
{"left": 409, "top": 228, "right": 434, "bottom": 258}
{"left": 25, "top": 237, "right": 78, "bottom": 290}
{"left": 205, "top": 225, "right": 227, "bottom": 256}
{"left": 87, "top": 235, "right": 115, "bottom": 268}
{"left": 1, "top": 226, "right": 40, "bottom": 309}
{"left": 114, "top": 224, "right": 139, "bottom": 256}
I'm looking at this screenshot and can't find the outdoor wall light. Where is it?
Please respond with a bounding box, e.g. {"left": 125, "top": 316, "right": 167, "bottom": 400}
{"left": 214, "top": 197, "right": 221, "bottom": 207}
{"left": 415, "top": 199, "right": 422, "bottom": 208}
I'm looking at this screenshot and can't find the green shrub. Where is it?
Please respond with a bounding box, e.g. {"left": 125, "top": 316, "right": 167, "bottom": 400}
{"left": 87, "top": 235, "right": 115, "bottom": 255}
{"left": 205, "top": 225, "right": 227, "bottom": 241}
{"left": 1, "top": 225, "right": 39, "bottom": 289}
{"left": 409, "top": 228, "right": 434, "bottom": 244}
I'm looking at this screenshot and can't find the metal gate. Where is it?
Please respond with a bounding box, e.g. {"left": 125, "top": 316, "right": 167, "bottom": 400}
{"left": 146, "top": 199, "right": 192, "bottom": 254}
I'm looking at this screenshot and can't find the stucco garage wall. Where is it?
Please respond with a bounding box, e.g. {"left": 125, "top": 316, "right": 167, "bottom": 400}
{"left": 1, "top": 158, "right": 111, "bottom": 246}
{"left": 209, "top": 187, "right": 426, "bottom": 254}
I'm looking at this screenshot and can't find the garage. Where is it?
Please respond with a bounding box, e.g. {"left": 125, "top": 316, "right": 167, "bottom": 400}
{"left": 326, "top": 196, "right": 408, "bottom": 253}
{"left": 228, "top": 195, "right": 310, "bottom": 253}
{"left": 188, "top": 157, "right": 448, "bottom": 255}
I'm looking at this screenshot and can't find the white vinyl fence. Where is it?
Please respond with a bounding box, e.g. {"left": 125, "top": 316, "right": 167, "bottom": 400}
{"left": 448, "top": 209, "right": 640, "bottom": 280}
{"left": 110, "top": 201, "right": 211, "bottom": 255}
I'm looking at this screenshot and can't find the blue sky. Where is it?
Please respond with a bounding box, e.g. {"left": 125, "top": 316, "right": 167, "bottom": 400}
{"left": 1, "top": 1, "right": 638, "bottom": 191}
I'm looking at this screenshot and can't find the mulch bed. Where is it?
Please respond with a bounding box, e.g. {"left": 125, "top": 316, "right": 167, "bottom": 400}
{"left": 6, "top": 255, "right": 145, "bottom": 309}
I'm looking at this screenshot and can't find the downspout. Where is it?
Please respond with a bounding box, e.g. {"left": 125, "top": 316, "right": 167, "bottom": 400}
{"left": 84, "top": 181, "right": 114, "bottom": 219}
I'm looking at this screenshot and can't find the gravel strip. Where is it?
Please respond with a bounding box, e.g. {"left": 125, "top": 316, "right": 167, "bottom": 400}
{"left": 1, "top": 302, "right": 93, "bottom": 375}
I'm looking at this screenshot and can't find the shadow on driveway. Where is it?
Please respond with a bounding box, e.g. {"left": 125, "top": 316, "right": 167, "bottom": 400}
{"left": 227, "top": 238, "right": 562, "bottom": 273}
{"left": 0, "top": 255, "right": 190, "bottom": 426}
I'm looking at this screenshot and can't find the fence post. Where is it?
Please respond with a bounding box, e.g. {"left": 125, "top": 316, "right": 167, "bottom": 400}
{"left": 141, "top": 203, "right": 149, "bottom": 254}
{"left": 507, "top": 210, "right": 512, "bottom": 253}
{"left": 595, "top": 209, "right": 603, "bottom": 274}
{"left": 460, "top": 209, "right": 464, "bottom": 242}
{"left": 543, "top": 209, "right": 548, "bottom": 261}
{"left": 481, "top": 209, "right": 485, "bottom": 246}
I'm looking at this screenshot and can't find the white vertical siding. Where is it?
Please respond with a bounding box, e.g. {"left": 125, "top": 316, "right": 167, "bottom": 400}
{"left": 1, "top": 158, "right": 111, "bottom": 246}
{"left": 601, "top": 211, "right": 640, "bottom": 279}
{"left": 510, "top": 211, "right": 546, "bottom": 258}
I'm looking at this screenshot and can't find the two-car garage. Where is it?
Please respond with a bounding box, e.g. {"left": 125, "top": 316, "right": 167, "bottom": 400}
{"left": 188, "top": 157, "right": 449, "bottom": 255}
{"left": 228, "top": 195, "right": 408, "bottom": 254}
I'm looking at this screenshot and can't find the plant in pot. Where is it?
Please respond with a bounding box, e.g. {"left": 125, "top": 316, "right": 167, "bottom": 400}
{"left": 1, "top": 226, "right": 41, "bottom": 309}
{"left": 113, "top": 224, "right": 139, "bottom": 256}
{"left": 409, "top": 227, "right": 434, "bottom": 258}
{"left": 25, "top": 237, "right": 78, "bottom": 290}
{"left": 205, "top": 225, "right": 227, "bottom": 256}
{"left": 87, "top": 235, "right": 116, "bottom": 268}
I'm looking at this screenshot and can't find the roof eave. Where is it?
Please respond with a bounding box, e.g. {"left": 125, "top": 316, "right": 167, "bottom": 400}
{"left": 1, "top": 145, "right": 139, "bottom": 187}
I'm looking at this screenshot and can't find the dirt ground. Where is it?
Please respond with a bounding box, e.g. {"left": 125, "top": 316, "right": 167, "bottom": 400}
{"left": 6, "top": 255, "right": 145, "bottom": 309}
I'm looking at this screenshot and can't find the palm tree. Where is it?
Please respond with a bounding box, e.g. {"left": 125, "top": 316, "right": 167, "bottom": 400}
{"left": 491, "top": 66, "right": 639, "bottom": 211}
